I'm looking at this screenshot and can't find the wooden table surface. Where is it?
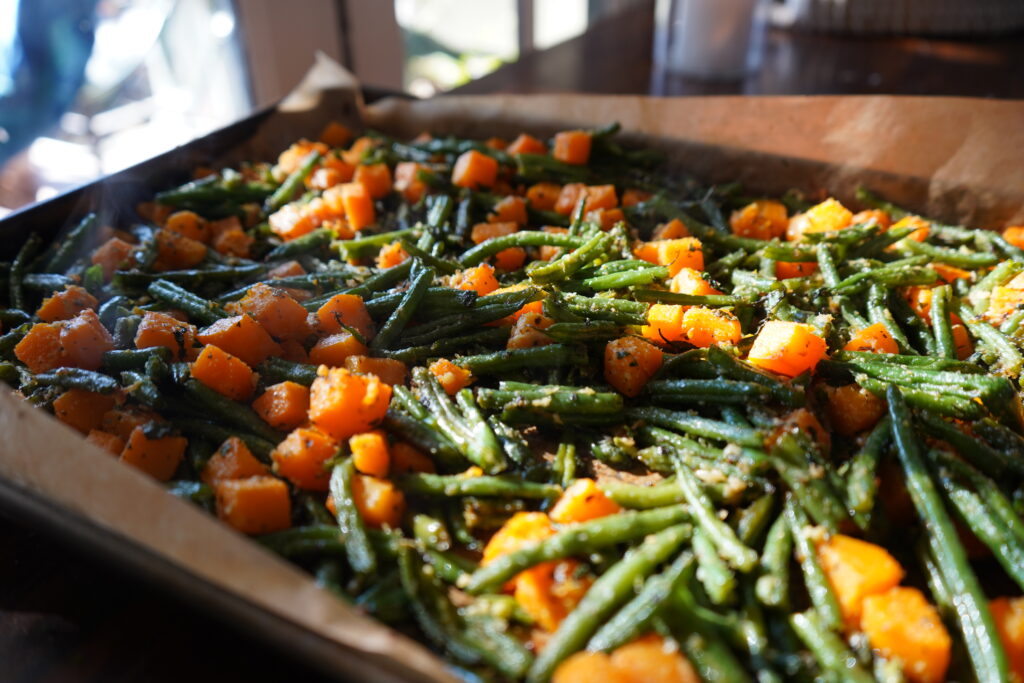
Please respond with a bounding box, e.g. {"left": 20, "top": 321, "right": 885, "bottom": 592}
{"left": 4, "top": 3, "right": 1023, "bottom": 682}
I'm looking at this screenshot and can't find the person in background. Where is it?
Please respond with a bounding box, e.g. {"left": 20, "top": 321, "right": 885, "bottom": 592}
{"left": 0, "top": 0, "right": 99, "bottom": 166}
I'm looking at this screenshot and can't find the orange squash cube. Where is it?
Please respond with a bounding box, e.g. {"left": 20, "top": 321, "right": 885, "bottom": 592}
{"left": 748, "top": 320, "right": 827, "bottom": 377}
{"left": 730, "top": 200, "right": 788, "bottom": 240}
{"left": 429, "top": 358, "right": 474, "bottom": 395}
{"left": 641, "top": 304, "right": 687, "bottom": 344}
{"left": 315, "top": 293, "right": 374, "bottom": 339}
{"left": 197, "top": 314, "right": 281, "bottom": 367}
{"left": 309, "top": 367, "right": 392, "bottom": 441}
{"left": 390, "top": 442, "right": 436, "bottom": 475}
{"left": 817, "top": 534, "right": 904, "bottom": 628}
{"left": 489, "top": 195, "right": 529, "bottom": 226}
{"left": 340, "top": 182, "right": 375, "bottom": 231}
{"left": 354, "top": 163, "right": 392, "bottom": 199}
{"left": 526, "top": 182, "right": 562, "bottom": 211}
{"left": 775, "top": 261, "right": 818, "bottom": 279}
{"left": 191, "top": 345, "right": 257, "bottom": 401}
{"left": 344, "top": 355, "right": 409, "bottom": 386}
{"left": 604, "top": 336, "right": 663, "bottom": 398}
{"left": 271, "top": 426, "right": 339, "bottom": 491}
{"left": 552, "top": 130, "right": 592, "bottom": 165}
{"left": 225, "top": 283, "right": 310, "bottom": 343}
{"left": 14, "top": 322, "right": 66, "bottom": 373}
{"left": 670, "top": 267, "right": 721, "bottom": 297}
{"left": 861, "top": 587, "right": 950, "bottom": 683}
{"left": 91, "top": 237, "right": 136, "bottom": 279}
{"left": 201, "top": 436, "right": 269, "bottom": 486}
{"left": 252, "top": 381, "right": 310, "bottom": 432}
{"left": 52, "top": 389, "right": 117, "bottom": 435}
{"left": 59, "top": 309, "right": 115, "bottom": 371}
{"left": 119, "top": 425, "right": 187, "bottom": 481}
{"left": 86, "top": 429, "right": 126, "bottom": 455}
{"left": 507, "top": 133, "right": 547, "bottom": 156}
{"left": 36, "top": 285, "right": 97, "bottom": 323}
{"left": 350, "top": 430, "right": 390, "bottom": 477}
{"left": 351, "top": 473, "right": 406, "bottom": 528}
{"left": 990, "top": 597, "right": 1024, "bottom": 682}
{"left": 450, "top": 263, "right": 500, "bottom": 296}
{"left": 680, "top": 306, "right": 742, "bottom": 348}
{"left": 844, "top": 322, "right": 899, "bottom": 355}
{"left": 309, "top": 331, "right": 369, "bottom": 367}
{"left": 634, "top": 238, "right": 704, "bottom": 276}
{"left": 549, "top": 478, "right": 622, "bottom": 524}
{"left": 215, "top": 476, "right": 292, "bottom": 535}
{"left": 823, "top": 384, "right": 887, "bottom": 436}
{"left": 452, "top": 150, "right": 499, "bottom": 189}
{"left": 393, "top": 161, "right": 428, "bottom": 204}
{"left": 135, "top": 311, "right": 198, "bottom": 361}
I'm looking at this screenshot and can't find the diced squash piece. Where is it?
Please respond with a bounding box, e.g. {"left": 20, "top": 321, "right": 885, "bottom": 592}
{"left": 621, "top": 188, "right": 653, "bottom": 207}
{"left": 990, "top": 597, "right": 1024, "bottom": 683}
{"left": 350, "top": 430, "right": 390, "bottom": 477}
{"left": 471, "top": 221, "right": 518, "bottom": 244}
{"left": 277, "top": 139, "right": 328, "bottom": 173}
{"left": 583, "top": 184, "right": 618, "bottom": 211}
{"left": 354, "top": 163, "right": 392, "bottom": 199}
{"left": 633, "top": 237, "right": 704, "bottom": 276}
{"left": 197, "top": 314, "right": 281, "bottom": 367}
{"left": 225, "top": 283, "right": 310, "bottom": 343}
{"left": 483, "top": 511, "right": 555, "bottom": 566}
{"left": 484, "top": 283, "right": 544, "bottom": 325}
{"left": 824, "top": 383, "right": 887, "bottom": 436}
{"left": 952, "top": 323, "right": 973, "bottom": 360}
{"left": 375, "top": 240, "right": 409, "bottom": 269}
{"left": 450, "top": 263, "right": 500, "bottom": 296}
{"left": 507, "top": 133, "right": 547, "bottom": 156}
{"left": 351, "top": 473, "right": 406, "bottom": 528}
{"left": 932, "top": 263, "right": 972, "bottom": 283}
{"left": 211, "top": 224, "right": 253, "bottom": 258}
{"left": 891, "top": 215, "right": 931, "bottom": 242}
{"left": 271, "top": 426, "right": 339, "bottom": 490}
{"left": 14, "top": 322, "right": 65, "bottom": 373}
{"left": 269, "top": 203, "right": 317, "bottom": 241}
{"left": 135, "top": 311, "right": 198, "bottom": 361}
{"left": 309, "top": 366, "right": 392, "bottom": 440}
{"left": 494, "top": 245, "right": 526, "bottom": 271}
{"left": 165, "top": 210, "right": 211, "bottom": 242}
{"left": 654, "top": 218, "right": 689, "bottom": 240}
{"left": 452, "top": 150, "right": 499, "bottom": 189}
{"left": 850, "top": 209, "right": 891, "bottom": 230}
{"left": 36, "top": 285, "right": 97, "bottom": 323}
{"left": 507, "top": 311, "right": 554, "bottom": 350}
{"left": 586, "top": 207, "right": 625, "bottom": 231}
{"left": 315, "top": 293, "right": 374, "bottom": 339}
{"left": 1003, "top": 226, "right": 1024, "bottom": 250}
{"left": 119, "top": 425, "right": 187, "bottom": 481}
{"left": 319, "top": 121, "right": 353, "bottom": 147}
{"left": 429, "top": 358, "right": 473, "bottom": 395}
{"left": 152, "top": 228, "right": 206, "bottom": 271}
{"left": 681, "top": 306, "right": 742, "bottom": 348}
{"left": 775, "top": 261, "right": 817, "bottom": 279}
{"left": 514, "top": 561, "right": 573, "bottom": 631}
{"left": 341, "top": 136, "right": 378, "bottom": 165}
{"left": 59, "top": 309, "right": 115, "bottom": 371}
{"left": 554, "top": 183, "right": 585, "bottom": 215}
{"left": 987, "top": 285, "right": 1024, "bottom": 324}
{"left": 100, "top": 405, "right": 161, "bottom": 441}
{"left": 748, "top": 320, "right": 827, "bottom": 377}
{"left": 844, "top": 322, "right": 899, "bottom": 354}
{"left": 215, "top": 476, "right": 292, "bottom": 535}
{"left": 309, "top": 331, "right": 369, "bottom": 367}
{"left": 489, "top": 195, "right": 528, "bottom": 226}
{"left": 86, "top": 429, "right": 125, "bottom": 455}
{"left": 554, "top": 653, "right": 632, "bottom": 683}
{"left": 540, "top": 226, "right": 570, "bottom": 261}
{"left": 604, "top": 336, "right": 663, "bottom": 398}
{"left": 91, "top": 237, "right": 136, "bottom": 279}
{"left": 549, "top": 478, "right": 622, "bottom": 524}
{"left": 344, "top": 354, "right": 409, "bottom": 386}
{"left": 787, "top": 198, "right": 853, "bottom": 241}
{"left": 308, "top": 160, "right": 354, "bottom": 191}
{"left": 340, "top": 182, "right": 375, "bottom": 231}
{"left": 670, "top": 267, "right": 721, "bottom": 297}
{"left": 552, "top": 130, "right": 592, "bottom": 165}
{"left": 861, "top": 587, "right": 950, "bottom": 683}
{"left": 390, "top": 442, "right": 436, "bottom": 475}
{"left": 268, "top": 260, "right": 306, "bottom": 279}
{"left": 730, "top": 200, "right": 788, "bottom": 240}
{"left": 52, "top": 389, "right": 117, "bottom": 435}
{"left": 609, "top": 634, "right": 701, "bottom": 683}
{"left": 201, "top": 436, "right": 268, "bottom": 485}
{"left": 252, "top": 381, "right": 310, "bottom": 432}
{"left": 526, "top": 182, "right": 562, "bottom": 211}
{"left": 393, "top": 161, "right": 428, "bottom": 204}
{"left": 191, "top": 344, "right": 257, "bottom": 401}
{"left": 642, "top": 304, "right": 687, "bottom": 344}
{"left": 279, "top": 339, "right": 309, "bottom": 364}
{"left": 817, "top": 534, "right": 904, "bottom": 627}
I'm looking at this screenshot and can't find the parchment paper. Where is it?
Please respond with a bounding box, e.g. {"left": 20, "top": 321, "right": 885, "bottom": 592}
{"left": 1, "top": 55, "right": 1023, "bottom": 683}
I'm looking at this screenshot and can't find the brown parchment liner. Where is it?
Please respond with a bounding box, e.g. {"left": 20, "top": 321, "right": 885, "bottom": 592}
{"left": 1, "top": 55, "right": 1023, "bottom": 682}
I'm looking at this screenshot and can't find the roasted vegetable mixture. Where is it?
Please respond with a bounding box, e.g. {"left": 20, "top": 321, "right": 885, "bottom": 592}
{"left": 5, "top": 121, "right": 1024, "bottom": 682}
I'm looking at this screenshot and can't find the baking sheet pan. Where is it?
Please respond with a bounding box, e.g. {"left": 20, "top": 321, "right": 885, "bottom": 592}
{"left": 1, "top": 56, "right": 1023, "bottom": 682}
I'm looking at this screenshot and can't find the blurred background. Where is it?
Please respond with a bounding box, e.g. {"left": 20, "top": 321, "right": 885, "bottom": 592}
{"left": 0, "top": 0, "right": 1021, "bottom": 215}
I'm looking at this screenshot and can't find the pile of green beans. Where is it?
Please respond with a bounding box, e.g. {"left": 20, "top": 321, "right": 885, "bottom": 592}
{"left": 4, "top": 123, "right": 1024, "bottom": 683}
